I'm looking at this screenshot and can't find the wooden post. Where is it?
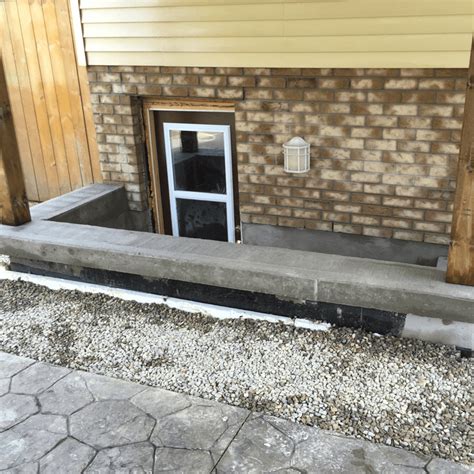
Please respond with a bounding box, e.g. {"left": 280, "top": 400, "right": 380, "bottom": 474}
{"left": 446, "top": 36, "right": 474, "bottom": 286}
{"left": 0, "top": 39, "right": 31, "bottom": 226}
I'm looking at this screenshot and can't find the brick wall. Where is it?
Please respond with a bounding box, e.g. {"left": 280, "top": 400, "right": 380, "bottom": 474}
{"left": 88, "top": 66, "right": 466, "bottom": 245}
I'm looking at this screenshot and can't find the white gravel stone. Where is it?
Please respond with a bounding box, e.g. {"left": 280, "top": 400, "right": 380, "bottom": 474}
{"left": 0, "top": 255, "right": 9, "bottom": 270}
{"left": 0, "top": 279, "right": 472, "bottom": 464}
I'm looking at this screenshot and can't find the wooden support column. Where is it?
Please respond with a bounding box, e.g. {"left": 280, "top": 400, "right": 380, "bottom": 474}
{"left": 446, "top": 36, "right": 474, "bottom": 286}
{"left": 0, "top": 40, "right": 31, "bottom": 226}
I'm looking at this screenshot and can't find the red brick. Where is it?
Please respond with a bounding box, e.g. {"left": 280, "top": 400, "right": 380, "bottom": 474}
{"left": 162, "top": 86, "right": 189, "bottom": 97}
{"left": 287, "top": 78, "right": 317, "bottom": 88}
{"left": 272, "top": 68, "right": 302, "bottom": 76}
{"left": 256, "top": 77, "right": 286, "bottom": 88}
{"left": 228, "top": 76, "right": 256, "bottom": 87}
{"left": 187, "top": 67, "right": 214, "bottom": 74}
{"left": 303, "top": 90, "right": 334, "bottom": 101}
{"left": 188, "top": 87, "right": 216, "bottom": 98}
{"left": 200, "top": 75, "right": 227, "bottom": 86}
{"left": 383, "top": 105, "right": 417, "bottom": 116}
{"left": 366, "top": 116, "right": 398, "bottom": 127}
{"left": 367, "top": 91, "right": 402, "bottom": 103}
{"left": 90, "top": 66, "right": 458, "bottom": 243}
{"left": 217, "top": 88, "right": 243, "bottom": 99}
{"left": 384, "top": 79, "right": 417, "bottom": 89}
{"left": 351, "top": 78, "right": 384, "bottom": 89}
{"left": 318, "top": 78, "right": 350, "bottom": 89}
{"left": 245, "top": 88, "right": 273, "bottom": 100}
{"left": 351, "top": 104, "right": 383, "bottom": 115}
{"left": 273, "top": 89, "right": 304, "bottom": 100}
{"left": 436, "top": 92, "right": 465, "bottom": 104}
{"left": 401, "top": 91, "right": 436, "bottom": 103}
{"left": 172, "top": 75, "right": 198, "bottom": 85}
{"left": 333, "top": 224, "right": 362, "bottom": 234}
{"left": 400, "top": 69, "right": 434, "bottom": 77}
{"left": 418, "top": 79, "right": 455, "bottom": 90}
{"left": 335, "top": 91, "right": 366, "bottom": 102}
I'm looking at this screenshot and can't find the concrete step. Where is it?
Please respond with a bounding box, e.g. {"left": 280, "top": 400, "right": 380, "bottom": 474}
{"left": 0, "top": 218, "right": 472, "bottom": 349}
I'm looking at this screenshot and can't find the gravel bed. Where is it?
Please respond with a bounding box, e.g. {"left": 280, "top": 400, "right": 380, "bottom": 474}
{"left": 0, "top": 279, "right": 472, "bottom": 464}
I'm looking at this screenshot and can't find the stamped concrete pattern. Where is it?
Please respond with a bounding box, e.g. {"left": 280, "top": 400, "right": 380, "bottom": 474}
{"left": 0, "top": 352, "right": 471, "bottom": 473}
{"left": 216, "top": 414, "right": 432, "bottom": 473}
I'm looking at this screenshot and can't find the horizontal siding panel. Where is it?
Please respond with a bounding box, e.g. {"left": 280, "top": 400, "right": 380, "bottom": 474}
{"left": 84, "top": 0, "right": 466, "bottom": 7}
{"left": 81, "top": 5, "right": 285, "bottom": 23}
{"left": 87, "top": 51, "right": 469, "bottom": 68}
{"left": 83, "top": 16, "right": 472, "bottom": 39}
{"left": 83, "top": 21, "right": 285, "bottom": 38}
{"left": 285, "top": 16, "right": 473, "bottom": 37}
{"left": 81, "top": 1, "right": 472, "bottom": 23}
{"left": 81, "top": 0, "right": 472, "bottom": 13}
{"left": 285, "top": 1, "right": 472, "bottom": 20}
{"left": 80, "top": 1, "right": 473, "bottom": 67}
{"left": 85, "top": 34, "right": 470, "bottom": 53}
{"left": 81, "top": 0, "right": 292, "bottom": 7}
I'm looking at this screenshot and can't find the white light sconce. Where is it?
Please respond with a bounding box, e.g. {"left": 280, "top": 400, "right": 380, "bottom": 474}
{"left": 283, "top": 137, "right": 310, "bottom": 173}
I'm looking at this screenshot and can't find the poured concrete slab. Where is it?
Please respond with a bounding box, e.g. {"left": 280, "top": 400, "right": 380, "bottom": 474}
{"left": 0, "top": 220, "right": 473, "bottom": 323}
{"left": 0, "top": 352, "right": 470, "bottom": 472}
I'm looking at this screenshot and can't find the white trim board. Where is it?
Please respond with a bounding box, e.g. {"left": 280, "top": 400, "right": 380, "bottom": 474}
{"left": 69, "top": 0, "right": 87, "bottom": 66}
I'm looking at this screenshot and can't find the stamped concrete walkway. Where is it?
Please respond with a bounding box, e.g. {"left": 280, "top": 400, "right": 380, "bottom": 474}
{"left": 0, "top": 352, "right": 471, "bottom": 473}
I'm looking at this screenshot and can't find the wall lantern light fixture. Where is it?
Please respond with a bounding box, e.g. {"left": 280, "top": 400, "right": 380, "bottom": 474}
{"left": 283, "top": 137, "right": 310, "bottom": 173}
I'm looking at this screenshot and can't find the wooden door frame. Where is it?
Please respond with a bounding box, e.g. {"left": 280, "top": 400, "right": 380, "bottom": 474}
{"left": 143, "top": 98, "right": 237, "bottom": 237}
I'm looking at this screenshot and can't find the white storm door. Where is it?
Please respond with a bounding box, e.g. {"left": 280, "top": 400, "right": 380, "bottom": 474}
{"left": 163, "top": 122, "right": 235, "bottom": 242}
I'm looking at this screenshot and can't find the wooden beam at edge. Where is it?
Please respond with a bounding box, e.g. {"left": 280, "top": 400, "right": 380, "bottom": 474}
{"left": 0, "top": 40, "right": 31, "bottom": 226}
{"left": 446, "top": 35, "right": 474, "bottom": 286}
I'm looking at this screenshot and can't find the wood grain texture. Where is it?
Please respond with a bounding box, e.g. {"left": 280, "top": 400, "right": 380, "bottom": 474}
{"left": 3, "top": 0, "right": 101, "bottom": 201}
{"left": 446, "top": 36, "right": 474, "bottom": 286}
{"left": 56, "top": 0, "right": 94, "bottom": 185}
{"left": 2, "top": 5, "right": 39, "bottom": 202}
{"left": 80, "top": 1, "right": 473, "bottom": 67}
{"left": 17, "top": 0, "right": 63, "bottom": 198}
{"left": 30, "top": 0, "right": 71, "bottom": 195}
{"left": 0, "top": 35, "right": 31, "bottom": 226}
{"left": 5, "top": 0, "right": 52, "bottom": 201}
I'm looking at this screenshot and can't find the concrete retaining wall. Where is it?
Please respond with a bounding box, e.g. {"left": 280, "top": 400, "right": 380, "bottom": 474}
{"left": 242, "top": 222, "right": 447, "bottom": 266}
{"left": 0, "top": 219, "right": 472, "bottom": 325}
{"left": 30, "top": 184, "right": 150, "bottom": 231}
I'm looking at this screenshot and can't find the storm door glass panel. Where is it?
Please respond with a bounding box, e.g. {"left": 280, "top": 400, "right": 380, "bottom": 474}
{"left": 163, "top": 122, "right": 235, "bottom": 243}
{"left": 170, "top": 130, "right": 226, "bottom": 194}
{"left": 176, "top": 199, "right": 227, "bottom": 242}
